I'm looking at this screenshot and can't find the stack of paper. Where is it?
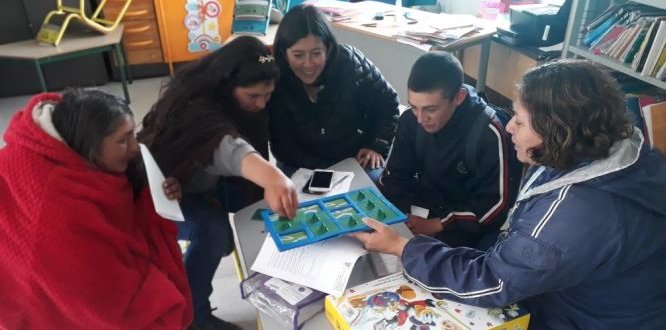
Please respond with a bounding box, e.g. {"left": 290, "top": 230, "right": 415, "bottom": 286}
{"left": 251, "top": 235, "right": 368, "bottom": 296}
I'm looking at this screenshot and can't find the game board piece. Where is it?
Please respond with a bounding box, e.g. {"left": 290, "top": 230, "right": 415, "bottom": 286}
{"left": 314, "top": 224, "right": 329, "bottom": 235}
{"left": 277, "top": 220, "right": 293, "bottom": 231}
{"left": 345, "top": 216, "right": 358, "bottom": 227}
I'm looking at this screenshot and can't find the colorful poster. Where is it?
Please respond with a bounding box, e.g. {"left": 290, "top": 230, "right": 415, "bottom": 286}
{"left": 184, "top": 0, "right": 224, "bottom": 53}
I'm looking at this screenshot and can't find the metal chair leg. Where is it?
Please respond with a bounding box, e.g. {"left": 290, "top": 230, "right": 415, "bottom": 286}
{"left": 114, "top": 44, "right": 130, "bottom": 103}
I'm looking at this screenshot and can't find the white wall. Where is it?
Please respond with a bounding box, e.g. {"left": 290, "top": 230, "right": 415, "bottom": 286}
{"left": 440, "top": 0, "right": 480, "bottom": 15}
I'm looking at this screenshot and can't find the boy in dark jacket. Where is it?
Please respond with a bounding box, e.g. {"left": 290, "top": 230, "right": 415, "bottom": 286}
{"left": 381, "top": 52, "right": 519, "bottom": 248}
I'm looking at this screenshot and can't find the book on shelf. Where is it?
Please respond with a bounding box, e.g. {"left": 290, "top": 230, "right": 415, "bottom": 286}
{"left": 632, "top": 17, "right": 665, "bottom": 71}
{"left": 642, "top": 101, "right": 666, "bottom": 154}
{"left": 584, "top": 16, "right": 619, "bottom": 46}
{"left": 581, "top": 4, "right": 666, "bottom": 76}
{"left": 582, "top": 3, "right": 622, "bottom": 34}
{"left": 624, "top": 93, "right": 662, "bottom": 144}
{"left": 641, "top": 20, "right": 666, "bottom": 77}
{"left": 609, "top": 21, "right": 641, "bottom": 59}
{"left": 591, "top": 25, "right": 625, "bottom": 55}
{"left": 650, "top": 46, "right": 666, "bottom": 77}
{"left": 656, "top": 59, "right": 666, "bottom": 80}
{"left": 623, "top": 18, "right": 652, "bottom": 63}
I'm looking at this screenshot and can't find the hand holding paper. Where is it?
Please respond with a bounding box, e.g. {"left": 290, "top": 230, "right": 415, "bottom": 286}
{"left": 139, "top": 144, "right": 185, "bottom": 221}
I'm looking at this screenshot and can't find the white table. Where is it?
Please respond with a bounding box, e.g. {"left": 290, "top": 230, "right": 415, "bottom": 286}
{"left": 329, "top": 1, "right": 497, "bottom": 103}
{"left": 230, "top": 158, "right": 412, "bottom": 330}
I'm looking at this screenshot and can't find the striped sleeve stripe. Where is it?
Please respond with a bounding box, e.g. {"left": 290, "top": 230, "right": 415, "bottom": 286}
{"left": 531, "top": 185, "right": 571, "bottom": 239}
{"left": 404, "top": 271, "right": 504, "bottom": 299}
{"left": 440, "top": 211, "right": 477, "bottom": 228}
{"left": 478, "top": 122, "right": 510, "bottom": 224}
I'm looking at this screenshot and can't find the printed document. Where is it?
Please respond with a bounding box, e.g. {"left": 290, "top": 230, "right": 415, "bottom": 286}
{"left": 251, "top": 235, "right": 368, "bottom": 296}
{"left": 139, "top": 144, "right": 185, "bottom": 221}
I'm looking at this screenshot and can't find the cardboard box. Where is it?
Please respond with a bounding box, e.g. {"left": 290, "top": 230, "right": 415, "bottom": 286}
{"left": 241, "top": 273, "right": 326, "bottom": 329}
{"left": 325, "top": 273, "right": 530, "bottom": 330}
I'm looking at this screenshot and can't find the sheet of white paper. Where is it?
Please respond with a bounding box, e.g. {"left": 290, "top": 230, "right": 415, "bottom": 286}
{"left": 410, "top": 205, "right": 430, "bottom": 218}
{"left": 251, "top": 235, "right": 368, "bottom": 296}
{"left": 395, "top": 37, "right": 433, "bottom": 52}
{"left": 139, "top": 144, "right": 185, "bottom": 221}
{"left": 291, "top": 168, "right": 355, "bottom": 201}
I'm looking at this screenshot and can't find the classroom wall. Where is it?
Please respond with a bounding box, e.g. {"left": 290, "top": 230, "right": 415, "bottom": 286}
{"left": 440, "top": 0, "right": 480, "bottom": 15}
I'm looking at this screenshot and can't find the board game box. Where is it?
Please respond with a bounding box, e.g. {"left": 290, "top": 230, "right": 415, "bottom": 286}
{"left": 262, "top": 188, "right": 407, "bottom": 251}
{"left": 325, "top": 272, "right": 530, "bottom": 330}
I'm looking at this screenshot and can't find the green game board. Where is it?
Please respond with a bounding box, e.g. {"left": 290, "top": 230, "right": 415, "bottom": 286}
{"left": 262, "top": 188, "right": 406, "bottom": 251}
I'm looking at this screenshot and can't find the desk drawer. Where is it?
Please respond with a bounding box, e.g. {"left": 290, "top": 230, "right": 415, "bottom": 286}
{"left": 123, "top": 20, "right": 157, "bottom": 35}
{"left": 126, "top": 48, "right": 163, "bottom": 64}
{"left": 124, "top": 34, "right": 161, "bottom": 50}
{"left": 105, "top": 0, "right": 155, "bottom": 21}
{"left": 122, "top": 21, "right": 161, "bottom": 51}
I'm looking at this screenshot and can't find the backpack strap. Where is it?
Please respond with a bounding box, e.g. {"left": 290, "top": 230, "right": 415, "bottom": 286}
{"left": 465, "top": 106, "right": 496, "bottom": 175}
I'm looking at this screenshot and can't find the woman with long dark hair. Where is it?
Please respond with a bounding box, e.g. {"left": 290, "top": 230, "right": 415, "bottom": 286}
{"left": 138, "top": 36, "right": 298, "bottom": 329}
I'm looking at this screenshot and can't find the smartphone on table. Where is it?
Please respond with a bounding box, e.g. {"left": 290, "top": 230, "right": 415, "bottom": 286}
{"left": 306, "top": 169, "right": 335, "bottom": 194}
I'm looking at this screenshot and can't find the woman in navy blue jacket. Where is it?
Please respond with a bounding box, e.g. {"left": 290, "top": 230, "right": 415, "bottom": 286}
{"left": 352, "top": 59, "right": 666, "bottom": 329}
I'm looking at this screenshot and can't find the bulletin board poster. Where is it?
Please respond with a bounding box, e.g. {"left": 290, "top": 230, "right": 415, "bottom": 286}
{"left": 156, "top": 0, "right": 235, "bottom": 62}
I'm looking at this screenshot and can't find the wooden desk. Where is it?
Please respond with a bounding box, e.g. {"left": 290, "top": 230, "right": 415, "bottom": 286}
{"left": 231, "top": 157, "right": 412, "bottom": 330}
{"left": 0, "top": 27, "right": 130, "bottom": 103}
{"left": 328, "top": 1, "right": 497, "bottom": 103}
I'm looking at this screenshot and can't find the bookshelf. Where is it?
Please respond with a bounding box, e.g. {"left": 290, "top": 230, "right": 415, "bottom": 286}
{"left": 561, "top": 0, "right": 666, "bottom": 90}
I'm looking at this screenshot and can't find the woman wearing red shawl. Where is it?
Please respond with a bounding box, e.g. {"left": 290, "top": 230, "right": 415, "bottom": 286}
{"left": 0, "top": 89, "right": 192, "bottom": 329}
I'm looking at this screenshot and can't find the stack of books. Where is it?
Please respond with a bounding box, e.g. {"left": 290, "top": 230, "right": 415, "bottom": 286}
{"left": 582, "top": 3, "right": 666, "bottom": 81}
{"left": 625, "top": 93, "right": 666, "bottom": 154}
{"left": 232, "top": 0, "right": 272, "bottom": 35}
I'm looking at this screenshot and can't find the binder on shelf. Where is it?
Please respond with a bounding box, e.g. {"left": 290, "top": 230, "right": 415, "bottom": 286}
{"left": 235, "top": 0, "right": 272, "bottom": 17}
{"left": 232, "top": 0, "right": 271, "bottom": 35}
{"left": 232, "top": 18, "right": 271, "bottom": 34}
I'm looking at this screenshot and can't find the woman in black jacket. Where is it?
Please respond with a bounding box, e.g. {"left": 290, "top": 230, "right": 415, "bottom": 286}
{"left": 268, "top": 5, "right": 400, "bottom": 180}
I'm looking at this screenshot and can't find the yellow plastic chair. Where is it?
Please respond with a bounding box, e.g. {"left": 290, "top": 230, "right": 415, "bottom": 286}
{"left": 37, "top": 0, "right": 133, "bottom": 46}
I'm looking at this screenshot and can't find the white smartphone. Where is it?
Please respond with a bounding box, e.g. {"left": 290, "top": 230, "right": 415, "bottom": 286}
{"left": 308, "top": 169, "right": 335, "bottom": 193}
